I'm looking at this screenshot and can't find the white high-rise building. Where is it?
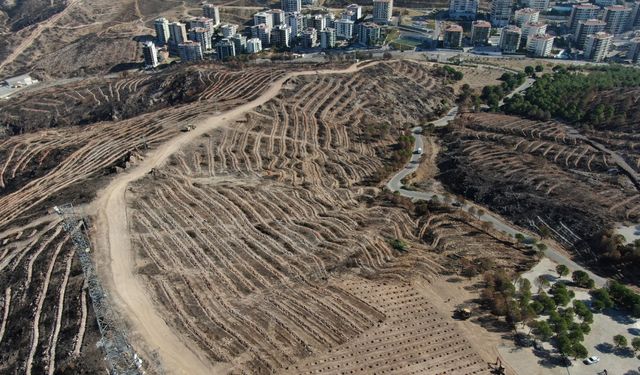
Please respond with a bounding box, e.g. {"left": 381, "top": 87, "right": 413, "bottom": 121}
{"left": 286, "top": 12, "right": 303, "bottom": 37}
{"left": 491, "top": 0, "right": 513, "bottom": 27}
{"left": 448, "top": 0, "right": 478, "bottom": 19}
{"left": 142, "top": 41, "right": 159, "bottom": 68}
{"left": 346, "top": 4, "right": 362, "bottom": 20}
{"left": 575, "top": 19, "right": 606, "bottom": 48}
{"left": 254, "top": 12, "right": 273, "bottom": 28}
{"left": 189, "top": 27, "right": 212, "bottom": 51}
{"left": 514, "top": 8, "right": 539, "bottom": 27}
{"left": 154, "top": 17, "right": 170, "bottom": 46}
{"left": 499, "top": 25, "right": 522, "bottom": 53}
{"left": 527, "top": 33, "right": 554, "bottom": 57}
{"left": 178, "top": 41, "right": 203, "bottom": 61}
{"left": 246, "top": 38, "right": 263, "bottom": 54}
{"left": 629, "top": 37, "right": 640, "bottom": 63}
{"left": 603, "top": 5, "right": 631, "bottom": 35}
{"left": 372, "top": 0, "right": 393, "bottom": 23}
{"left": 270, "top": 24, "right": 291, "bottom": 48}
{"left": 320, "top": 28, "right": 336, "bottom": 48}
{"left": 203, "top": 4, "right": 221, "bottom": 25}
{"left": 522, "top": 21, "right": 547, "bottom": 41}
{"left": 568, "top": 4, "right": 600, "bottom": 34}
{"left": 169, "top": 22, "right": 188, "bottom": 53}
{"left": 584, "top": 31, "right": 612, "bottom": 62}
{"left": 471, "top": 20, "right": 491, "bottom": 45}
{"left": 523, "top": 0, "right": 549, "bottom": 12}
{"left": 215, "top": 38, "right": 236, "bottom": 59}
{"left": 220, "top": 24, "right": 238, "bottom": 38}
{"left": 281, "top": 0, "right": 301, "bottom": 13}
{"left": 335, "top": 18, "right": 355, "bottom": 39}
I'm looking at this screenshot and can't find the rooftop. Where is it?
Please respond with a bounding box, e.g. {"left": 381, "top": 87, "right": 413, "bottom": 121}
{"left": 515, "top": 8, "right": 539, "bottom": 14}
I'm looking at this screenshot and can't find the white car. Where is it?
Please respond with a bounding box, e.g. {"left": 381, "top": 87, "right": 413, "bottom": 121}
{"left": 584, "top": 356, "right": 600, "bottom": 365}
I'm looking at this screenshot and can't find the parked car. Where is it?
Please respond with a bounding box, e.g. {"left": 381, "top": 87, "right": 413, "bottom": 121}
{"left": 584, "top": 356, "right": 600, "bottom": 365}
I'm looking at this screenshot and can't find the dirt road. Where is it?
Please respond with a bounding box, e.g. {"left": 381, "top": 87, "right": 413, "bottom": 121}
{"left": 92, "top": 61, "right": 380, "bottom": 375}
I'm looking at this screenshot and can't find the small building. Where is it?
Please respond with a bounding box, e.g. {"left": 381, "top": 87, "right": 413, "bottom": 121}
{"left": 527, "top": 33, "right": 554, "bottom": 57}
{"left": 499, "top": 25, "right": 522, "bottom": 53}
{"left": 471, "top": 20, "right": 491, "bottom": 46}
{"left": 443, "top": 24, "right": 463, "bottom": 48}
{"left": 3, "top": 74, "right": 36, "bottom": 88}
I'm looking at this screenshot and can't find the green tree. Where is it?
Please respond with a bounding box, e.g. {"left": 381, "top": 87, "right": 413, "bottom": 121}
{"left": 524, "top": 66, "right": 535, "bottom": 76}
{"left": 550, "top": 283, "right": 572, "bottom": 306}
{"left": 590, "top": 288, "right": 614, "bottom": 310}
{"left": 556, "top": 264, "right": 570, "bottom": 278}
{"left": 613, "top": 334, "right": 628, "bottom": 348}
{"left": 572, "top": 342, "right": 588, "bottom": 360}
{"left": 535, "top": 275, "right": 550, "bottom": 293}
{"left": 632, "top": 337, "right": 640, "bottom": 354}
{"left": 535, "top": 65, "right": 544, "bottom": 73}
{"left": 572, "top": 270, "right": 595, "bottom": 289}
{"left": 556, "top": 334, "right": 573, "bottom": 357}
{"left": 532, "top": 320, "right": 553, "bottom": 341}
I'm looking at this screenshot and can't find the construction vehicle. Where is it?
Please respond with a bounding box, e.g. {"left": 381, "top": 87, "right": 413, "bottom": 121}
{"left": 453, "top": 307, "right": 471, "bottom": 320}
{"left": 181, "top": 125, "right": 195, "bottom": 132}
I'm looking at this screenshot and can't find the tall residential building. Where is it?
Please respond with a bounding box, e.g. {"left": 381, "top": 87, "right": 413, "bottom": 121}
{"left": 448, "top": 0, "right": 478, "bottom": 19}
{"left": 358, "top": 22, "right": 381, "bottom": 45}
{"left": 154, "top": 17, "right": 170, "bottom": 46}
{"left": 178, "top": 41, "right": 203, "bottom": 61}
{"left": 271, "top": 9, "right": 286, "bottom": 26}
{"left": 629, "top": 37, "right": 640, "bottom": 63}
{"left": 575, "top": 19, "right": 606, "bottom": 48}
{"left": 246, "top": 38, "right": 262, "bottom": 53}
{"left": 271, "top": 24, "right": 291, "bottom": 48}
{"left": 584, "top": 31, "right": 612, "bottom": 62}
{"left": 311, "top": 14, "right": 326, "bottom": 31}
{"left": 220, "top": 24, "right": 238, "bottom": 38}
{"left": 372, "top": 0, "right": 393, "bottom": 24}
{"left": 324, "top": 13, "right": 335, "bottom": 29}
{"left": 514, "top": 8, "right": 539, "bottom": 27}
{"left": 202, "top": 4, "right": 221, "bottom": 25}
{"left": 320, "top": 27, "right": 336, "bottom": 48}
{"left": 491, "top": 0, "right": 513, "bottom": 27}
{"left": 286, "top": 11, "right": 303, "bottom": 37}
{"left": 629, "top": 1, "right": 640, "bottom": 30}
{"left": 346, "top": 4, "right": 362, "bottom": 20}
{"left": 188, "top": 17, "right": 215, "bottom": 35}
{"left": 500, "top": 25, "right": 522, "bottom": 53}
{"left": 301, "top": 28, "right": 318, "bottom": 48}
{"left": 527, "top": 33, "right": 554, "bottom": 56}
{"left": 251, "top": 24, "right": 271, "bottom": 47}
{"left": 335, "top": 18, "right": 355, "bottom": 39}
{"left": 281, "top": 0, "right": 301, "bottom": 13}
{"left": 254, "top": 12, "right": 273, "bottom": 28}
{"left": 568, "top": 4, "right": 600, "bottom": 34}
{"left": 603, "top": 5, "right": 631, "bottom": 35}
{"left": 215, "top": 38, "right": 236, "bottom": 59}
{"left": 169, "top": 22, "right": 188, "bottom": 53}
{"left": 231, "top": 34, "right": 247, "bottom": 54}
{"left": 594, "top": 0, "right": 615, "bottom": 7}
{"left": 443, "top": 24, "right": 463, "bottom": 48}
{"left": 522, "top": 21, "right": 547, "bottom": 41}
{"left": 471, "top": 20, "right": 491, "bottom": 45}
{"left": 523, "top": 0, "right": 549, "bottom": 12}
{"left": 142, "top": 41, "right": 159, "bottom": 68}
{"left": 189, "top": 27, "right": 212, "bottom": 51}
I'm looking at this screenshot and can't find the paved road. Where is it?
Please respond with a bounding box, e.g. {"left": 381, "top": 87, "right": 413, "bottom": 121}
{"left": 385, "top": 81, "right": 607, "bottom": 288}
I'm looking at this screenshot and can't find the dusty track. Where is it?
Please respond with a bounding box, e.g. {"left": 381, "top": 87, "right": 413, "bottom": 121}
{"left": 92, "top": 61, "right": 382, "bottom": 375}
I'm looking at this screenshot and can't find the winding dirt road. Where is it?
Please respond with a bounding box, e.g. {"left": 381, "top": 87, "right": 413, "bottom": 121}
{"left": 92, "top": 61, "right": 380, "bottom": 375}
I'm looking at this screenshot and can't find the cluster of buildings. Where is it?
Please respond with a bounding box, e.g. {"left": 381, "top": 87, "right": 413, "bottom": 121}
{"left": 444, "top": 0, "right": 640, "bottom": 62}
{"left": 142, "top": 0, "right": 396, "bottom": 67}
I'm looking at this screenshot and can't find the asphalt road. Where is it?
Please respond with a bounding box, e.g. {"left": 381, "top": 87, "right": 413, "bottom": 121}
{"left": 385, "top": 82, "right": 607, "bottom": 288}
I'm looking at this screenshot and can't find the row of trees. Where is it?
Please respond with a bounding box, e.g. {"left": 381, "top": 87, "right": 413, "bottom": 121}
{"left": 502, "top": 65, "right": 640, "bottom": 127}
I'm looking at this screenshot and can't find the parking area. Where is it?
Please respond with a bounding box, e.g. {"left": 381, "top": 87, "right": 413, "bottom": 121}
{"left": 499, "top": 258, "right": 640, "bottom": 375}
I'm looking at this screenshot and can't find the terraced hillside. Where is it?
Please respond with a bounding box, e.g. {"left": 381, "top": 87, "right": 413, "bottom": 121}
{"left": 122, "top": 61, "right": 532, "bottom": 373}
{"left": 438, "top": 113, "right": 640, "bottom": 280}
{"left": 0, "top": 64, "right": 288, "bottom": 373}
